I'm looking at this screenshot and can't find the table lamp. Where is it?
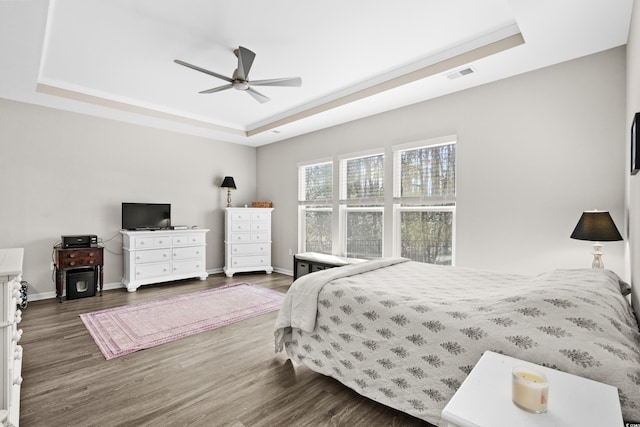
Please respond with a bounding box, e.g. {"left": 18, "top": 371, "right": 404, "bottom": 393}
{"left": 220, "top": 176, "right": 236, "bottom": 207}
{"left": 570, "top": 210, "right": 622, "bottom": 268}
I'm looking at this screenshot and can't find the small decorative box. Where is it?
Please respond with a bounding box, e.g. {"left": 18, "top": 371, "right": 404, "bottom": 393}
{"left": 252, "top": 201, "right": 273, "bottom": 208}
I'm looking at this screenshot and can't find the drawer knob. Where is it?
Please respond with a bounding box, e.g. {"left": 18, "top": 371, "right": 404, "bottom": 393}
{"left": 69, "top": 261, "right": 76, "bottom": 266}
{"left": 69, "top": 253, "right": 76, "bottom": 258}
{"left": 140, "top": 241, "right": 145, "bottom": 245}
{"left": 163, "top": 254, "right": 167, "bottom": 257}
{"left": 136, "top": 256, "right": 140, "bottom": 260}
{"left": 89, "top": 252, "right": 94, "bottom": 256}
{"left": 89, "top": 260, "right": 95, "bottom": 264}
{"left": 158, "top": 240, "right": 163, "bottom": 244}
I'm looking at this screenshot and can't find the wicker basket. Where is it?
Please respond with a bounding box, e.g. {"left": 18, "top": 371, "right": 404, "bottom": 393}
{"left": 251, "top": 201, "right": 273, "bottom": 208}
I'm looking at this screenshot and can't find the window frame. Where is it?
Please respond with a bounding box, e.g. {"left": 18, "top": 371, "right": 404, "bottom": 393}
{"left": 297, "top": 158, "right": 334, "bottom": 254}
{"left": 338, "top": 149, "right": 385, "bottom": 259}
{"left": 391, "top": 136, "right": 457, "bottom": 265}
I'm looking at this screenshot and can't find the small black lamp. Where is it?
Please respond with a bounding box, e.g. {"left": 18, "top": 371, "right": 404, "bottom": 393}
{"left": 570, "top": 210, "right": 622, "bottom": 269}
{"left": 220, "top": 176, "right": 236, "bottom": 207}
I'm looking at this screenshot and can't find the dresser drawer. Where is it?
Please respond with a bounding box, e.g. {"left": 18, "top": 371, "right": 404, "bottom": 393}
{"left": 134, "top": 249, "right": 170, "bottom": 264}
{"left": 251, "top": 212, "right": 270, "bottom": 222}
{"left": 172, "top": 259, "right": 205, "bottom": 275}
{"left": 135, "top": 262, "right": 170, "bottom": 279}
{"left": 251, "top": 222, "right": 268, "bottom": 232}
{"left": 135, "top": 236, "right": 170, "bottom": 249}
{"left": 171, "top": 234, "right": 204, "bottom": 246}
{"left": 57, "top": 248, "right": 103, "bottom": 268}
{"left": 231, "top": 222, "right": 251, "bottom": 232}
{"left": 173, "top": 246, "right": 204, "bottom": 260}
{"left": 251, "top": 232, "right": 269, "bottom": 242}
{"left": 230, "top": 243, "right": 268, "bottom": 256}
{"left": 187, "top": 234, "right": 205, "bottom": 246}
{"left": 230, "top": 255, "right": 269, "bottom": 268}
{"left": 230, "top": 212, "right": 251, "bottom": 222}
{"left": 230, "top": 233, "right": 251, "bottom": 243}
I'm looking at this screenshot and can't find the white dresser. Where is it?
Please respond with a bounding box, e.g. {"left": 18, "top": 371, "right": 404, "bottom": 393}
{"left": 0, "top": 248, "right": 24, "bottom": 427}
{"left": 121, "top": 229, "right": 209, "bottom": 292}
{"left": 224, "top": 208, "right": 273, "bottom": 277}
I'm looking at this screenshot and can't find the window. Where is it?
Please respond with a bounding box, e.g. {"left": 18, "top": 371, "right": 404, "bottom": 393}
{"left": 340, "top": 151, "right": 384, "bottom": 259}
{"left": 297, "top": 137, "right": 455, "bottom": 264}
{"left": 393, "top": 137, "right": 456, "bottom": 265}
{"left": 298, "top": 161, "right": 333, "bottom": 254}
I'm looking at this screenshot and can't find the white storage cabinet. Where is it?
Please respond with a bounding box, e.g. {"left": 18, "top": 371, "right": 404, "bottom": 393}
{"left": 0, "top": 248, "right": 24, "bottom": 427}
{"left": 224, "top": 208, "right": 273, "bottom": 277}
{"left": 121, "top": 229, "right": 208, "bottom": 292}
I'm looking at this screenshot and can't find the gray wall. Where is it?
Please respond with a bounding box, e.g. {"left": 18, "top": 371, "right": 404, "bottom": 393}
{"left": 0, "top": 100, "right": 257, "bottom": 298}
{"left": 258, "top": 47, "right": 627, "bottom": 279}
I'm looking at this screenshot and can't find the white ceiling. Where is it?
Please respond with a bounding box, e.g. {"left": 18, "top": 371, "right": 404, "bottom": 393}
{"left": 0, "top": 0, "right": 632, "bottom": 147}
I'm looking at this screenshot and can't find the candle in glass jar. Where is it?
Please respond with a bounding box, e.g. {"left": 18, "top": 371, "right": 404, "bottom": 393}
{"left": 512, "top": 367, "right": 549, "bottom": 413}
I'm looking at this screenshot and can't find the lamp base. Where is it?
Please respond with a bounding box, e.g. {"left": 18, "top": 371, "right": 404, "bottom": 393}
{"left": 591, "top": 242, "right": 604, "bottom": 269}
{"left": 226, "top": 189, "right": 232, "bottom": 208}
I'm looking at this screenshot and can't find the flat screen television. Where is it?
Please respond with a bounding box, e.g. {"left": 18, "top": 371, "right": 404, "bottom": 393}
{"left": 122, "top": 203, "right": 171, "bottom": 230}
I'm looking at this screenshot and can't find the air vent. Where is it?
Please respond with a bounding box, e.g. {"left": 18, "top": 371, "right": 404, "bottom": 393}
{"left": 446, "top": 67, "right": 476, "bottom": 80}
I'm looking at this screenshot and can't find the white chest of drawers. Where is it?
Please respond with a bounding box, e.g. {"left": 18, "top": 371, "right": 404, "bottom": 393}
{"left": 121, "top": 230, "right": 209, "bottom": 292}
{"left": 224, "top": 208, "right": 273, "bottom": 277}
{"left": 0, "top": 248, "right": 24, "bottom": 427}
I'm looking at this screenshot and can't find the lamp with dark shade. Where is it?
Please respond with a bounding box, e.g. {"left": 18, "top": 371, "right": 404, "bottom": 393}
{"left": 570, "top": 210, "right": 622, "bottom": 269}
{"left": 220, "top": 176, "right": 236, "bottom": 207}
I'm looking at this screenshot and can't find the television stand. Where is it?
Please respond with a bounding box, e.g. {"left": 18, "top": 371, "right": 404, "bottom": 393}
{"left": 121, "top": 229, "right": 209, "bottom": 292}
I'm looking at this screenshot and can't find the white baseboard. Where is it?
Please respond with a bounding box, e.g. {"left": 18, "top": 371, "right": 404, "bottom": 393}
{"left": 27, "top": 268, "right": 226, "bottom": 302}
{"left": 273, "top": 267, "right": 293, "bottom": 277}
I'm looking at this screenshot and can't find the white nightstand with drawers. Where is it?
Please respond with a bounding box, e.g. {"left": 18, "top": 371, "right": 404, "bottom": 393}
{"left": 224, "top": 207, "right": 273, "bottom": 277}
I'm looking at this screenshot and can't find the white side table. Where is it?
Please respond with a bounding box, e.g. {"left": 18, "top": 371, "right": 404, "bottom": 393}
{"left": 441, "top": 351, "right": 623, "bottom": 427}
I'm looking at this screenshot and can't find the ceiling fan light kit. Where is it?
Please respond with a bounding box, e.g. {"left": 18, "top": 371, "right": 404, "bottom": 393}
{"left": 175, "top": 46, "right": 302, "bottom": 104}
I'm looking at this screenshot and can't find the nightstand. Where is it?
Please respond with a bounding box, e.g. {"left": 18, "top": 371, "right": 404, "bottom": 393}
{"left": 54, "top": 245, "right": 104, "bottom": 302}
{"left": 441, "top": 351, "right": 623, "bottom": 427}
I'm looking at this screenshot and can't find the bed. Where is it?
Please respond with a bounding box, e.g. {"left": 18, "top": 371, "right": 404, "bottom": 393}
{"left": 274, "top": 258, "right": 640, "bottom": 425}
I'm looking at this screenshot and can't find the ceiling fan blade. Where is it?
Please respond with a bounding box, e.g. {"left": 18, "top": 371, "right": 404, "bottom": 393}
{"left": 246, "top": 87, "right": 270, "bottom": 104}
{"left": 235, "top": 46, "right": 256, "bottom": 81}
{"left": 199, "top": 84, "right": 233, "bottom": 94}
{"left": 250, "top": 77, "right": 302, "bottom": 87}
{"left": 174, "top": 59, "right": 233, "bottom": 83}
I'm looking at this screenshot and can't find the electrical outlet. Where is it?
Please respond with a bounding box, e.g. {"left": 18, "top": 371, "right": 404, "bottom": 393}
{"left": 288, "top": 248, "right": 293, "bottom": 256}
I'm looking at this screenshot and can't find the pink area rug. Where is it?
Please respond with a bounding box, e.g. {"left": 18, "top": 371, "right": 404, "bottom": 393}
{"left": 80, "top": 283, "right": 285, "bottom": 360}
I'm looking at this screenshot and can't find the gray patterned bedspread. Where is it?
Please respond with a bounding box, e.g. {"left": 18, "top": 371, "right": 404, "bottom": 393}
{"left": 274, "top": 259, "right": 640, "bottom": 425}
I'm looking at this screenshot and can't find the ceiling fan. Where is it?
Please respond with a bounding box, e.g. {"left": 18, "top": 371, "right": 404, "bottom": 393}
{"left": 174, "top": 46, "right": 302, "bottom": 104}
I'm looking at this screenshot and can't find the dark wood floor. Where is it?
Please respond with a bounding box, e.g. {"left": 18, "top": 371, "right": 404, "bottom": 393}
{"left": 19, "top": 272, "right": 431, "bottom": 427}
